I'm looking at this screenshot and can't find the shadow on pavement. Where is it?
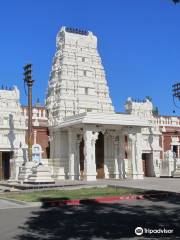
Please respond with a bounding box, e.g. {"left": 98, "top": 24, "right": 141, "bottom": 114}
{"left": 14, "top": 195, "right": 180, "bottom": 240}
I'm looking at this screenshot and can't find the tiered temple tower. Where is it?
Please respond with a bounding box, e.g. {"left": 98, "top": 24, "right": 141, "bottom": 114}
{"left": 46, "top": 27, "right": 114, "bottom": 126}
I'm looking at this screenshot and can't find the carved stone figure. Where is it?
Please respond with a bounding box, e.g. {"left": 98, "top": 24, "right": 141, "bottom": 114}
{"left": 9, "top": 145, "right": 24, "bottom": 181}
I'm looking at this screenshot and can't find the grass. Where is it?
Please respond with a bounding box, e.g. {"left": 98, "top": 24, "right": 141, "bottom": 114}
{"left": 1, "top": 187, "right": 145, "bottom": 202}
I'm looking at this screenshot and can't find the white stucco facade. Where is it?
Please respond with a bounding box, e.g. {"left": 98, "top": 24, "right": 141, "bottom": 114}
{"left": 0, "top": 86, "right": 27, "bottom": 180}
{"left": 0, "top": 86, "right": 27, "bottom": 152}
{"left": 45, "top": 27, "right": 164, "bottom": 181}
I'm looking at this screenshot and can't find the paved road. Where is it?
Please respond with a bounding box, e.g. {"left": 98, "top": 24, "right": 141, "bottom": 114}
{"left": 0, "top": 196, "right": 179, "bottom": 240}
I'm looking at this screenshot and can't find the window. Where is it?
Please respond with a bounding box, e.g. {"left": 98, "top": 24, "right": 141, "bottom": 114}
{"left": 173, "top": 145, "right": 178, "bottom": 157}
{"left": 82, "top": 57, "right": 85, "bottom": 62}
{"left": 83, "top": 70, "right": 87, "bottom": 76}
{"left": 85, "top": 87, "right": 88, "bottom": 95}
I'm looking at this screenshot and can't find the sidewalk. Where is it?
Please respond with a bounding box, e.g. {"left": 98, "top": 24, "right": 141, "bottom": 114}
{"left": 107, "top": 177, "right": 180, "bottom": 193}
{"left": 0, "top": 177, "right": 179, "bottom": 193}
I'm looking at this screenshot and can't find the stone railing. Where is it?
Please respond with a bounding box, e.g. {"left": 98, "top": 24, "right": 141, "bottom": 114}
{"left": 153, "top": 116, "right": 180, "bottom": 127}
{"left": 22, "top": 107, "right": 47, "bottom": 120}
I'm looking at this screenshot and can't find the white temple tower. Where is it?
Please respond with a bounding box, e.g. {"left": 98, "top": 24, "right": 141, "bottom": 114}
{"left": 46, "top": 26, "right": 114, "bottom": 126}
{"left": 45, "top": 27, "right": 161, "bottom": 181}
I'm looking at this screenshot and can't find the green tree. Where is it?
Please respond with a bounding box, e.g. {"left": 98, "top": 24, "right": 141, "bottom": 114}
{"left": 152, "top": 106, "right": 159, "bottom": 116}
{"left": 145, "top": 96, "right": 159, "bottom": 116}
{"left": 145, "top": 96, "right": 152, "bottom": 102}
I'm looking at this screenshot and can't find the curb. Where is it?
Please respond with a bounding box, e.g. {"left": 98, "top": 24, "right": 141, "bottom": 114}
{"left": 42, "top": 192, "right": 173, "bottom": 207}
{"left": 0, "top": 197, "right": 42, "bottom": 208}
{"left": 0, "top": 192, "right": 174, "bottom": 208}
{"left": 43, "top": 195, "right": 145, "bottom": 207}
{"left": 0, "top": 197, "right": 28, "bottom": 205}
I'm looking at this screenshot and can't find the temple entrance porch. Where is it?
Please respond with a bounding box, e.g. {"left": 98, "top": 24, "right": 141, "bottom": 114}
{"left": 50, "top": 112, "right": 151, "bottom": 181}
{"left": 69, "top": 127, "right": 136, "bottom": 181}
{"left": 51, "top": 127, "right": 147, "bottom": 181}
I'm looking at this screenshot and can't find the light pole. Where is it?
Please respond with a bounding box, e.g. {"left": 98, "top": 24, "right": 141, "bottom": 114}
{"left": 23, "top": 64, "right": 34, "bottom": 162}
{"left": 172, "top": 0, "right": 180, "bottom": 4}
{"left": 172, "top": 82, "right": 180, "bottom": 109}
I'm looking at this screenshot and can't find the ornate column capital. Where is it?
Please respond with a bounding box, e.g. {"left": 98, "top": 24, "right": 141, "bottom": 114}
{"left": 91, "top": 132, "right": 99, "bottom": 145}
{"left": 106, "top": 130, "right": 120, "bottom": 144}
{"left": 128, "top": 133, "right": 136, "bottom": 143}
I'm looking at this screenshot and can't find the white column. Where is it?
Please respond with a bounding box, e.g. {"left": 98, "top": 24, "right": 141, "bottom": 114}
{"left": 104, "top": 133, "right": 109, "bottom": 179}
{"left": 68, "top": 130, "right": 76, "bottom": 180}
{"left": 83, "top": 130, "right": 98, "bottom": 181}
{"left": 153, "top": 150, "right": 161, "bottom": 177}
{"left": 74, "top": 138, "right": 81, "bottom": 180}
{"left": 113, "top": 137, "right": 119, "bottom": 179}
{"left": 125, "top": 134, "right": 132, "bottom": 177}
{"left": 119, "top": 134, "right": 125, "bottom": 179}
{"left": 135, "top": 132, "right": 144, "bottom": 179}
{"left": 128, "top": 132, "right": 144, "bottom": 179}
{"left": 128, "top": 134, "right": 138, "bottom": 179}
{"left": 161, "top": 135, "right": 164, "bottom": 160}
{"left": 33, "top": 130, "right": 37, "bottom": 145}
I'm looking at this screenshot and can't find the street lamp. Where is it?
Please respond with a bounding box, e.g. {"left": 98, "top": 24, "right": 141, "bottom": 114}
{"left": 23, "top": 64, "right": 34, "bottom": 162}
{"left": 172, "top": 0, "right": 180, "bottom": 4}
{"left": 172, "top": 82, "right": 180, "bottom": 109}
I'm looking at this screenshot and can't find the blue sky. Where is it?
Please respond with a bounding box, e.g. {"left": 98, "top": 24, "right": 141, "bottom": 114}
{"left": 0, "top": 0, "right": 180, "bottom": 115}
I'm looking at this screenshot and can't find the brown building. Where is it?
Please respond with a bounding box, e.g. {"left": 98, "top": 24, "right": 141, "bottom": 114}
{"left": 154, "top": 116, "right": 180, "bottom": 160}
{"left": 22, "top": 105, "right": 50, "bottom": 159}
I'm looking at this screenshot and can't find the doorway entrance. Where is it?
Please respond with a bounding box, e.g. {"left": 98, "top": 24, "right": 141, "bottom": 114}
{"left": 96, "top": 132, "right": 104, "bottom": 179}
{"left": 0, "top": 151, "right": 12, "bottom": 180}
{"left": 172, "top": 145, "right": 178, "bottom": 158}
{"left": 142, "top": 153, "right": 152, "bottom": 177}
{"left": 79, "top": 139, "right": 84, "bottom": 180}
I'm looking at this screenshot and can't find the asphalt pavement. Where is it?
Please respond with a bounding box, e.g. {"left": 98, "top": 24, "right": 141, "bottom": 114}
{"left": 0, "top": 195, "right": 179, "bottom": 240}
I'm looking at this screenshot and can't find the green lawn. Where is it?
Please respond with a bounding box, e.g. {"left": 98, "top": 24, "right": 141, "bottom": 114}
{"left": 1, "top": 187, "right": 144, "bottom": 202}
